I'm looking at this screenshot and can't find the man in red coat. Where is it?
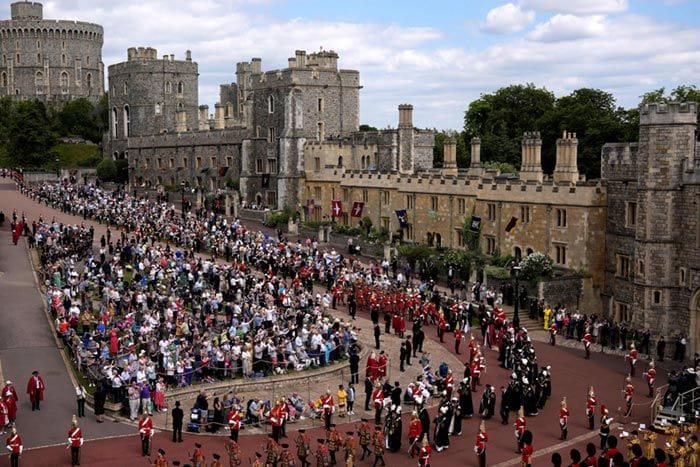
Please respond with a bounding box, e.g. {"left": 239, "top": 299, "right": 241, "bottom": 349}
{"left": 139, "top": 410, "right": 154, "bottom": 456}
{"left": 5, "top": 426, "right": 22, "bottom": 467}
{"left": 3, "top": 380, "right": 18, "bottom": 423}
{"left": 26, "top": 371, "right": 45, "bottom": 411}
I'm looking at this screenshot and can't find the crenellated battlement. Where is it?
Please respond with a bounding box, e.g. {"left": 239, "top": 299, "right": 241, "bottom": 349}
{"left": 639, "top": 102, "right": 697, "bottom": 125}
{"left": 600, "top": 142, "right": 638, "bottom": 181}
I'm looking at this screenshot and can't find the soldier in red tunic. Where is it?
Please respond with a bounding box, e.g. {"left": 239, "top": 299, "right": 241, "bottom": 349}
{"left": 418, "top": 438, "right": 431, "bottom": 467}
{"left": 520, "top": 430, "right": 534, "bottom": 467}
{"left": 408, "top": 412, "right": 422, "bottom": 458}
{"left": 514, "top": 408, "right": 526, "bottom": 452}
{"left": 68, "top": 415, "right": 83, "bottom": 467}
{"left": 26, "top": 371, "right": 45, "bottom": 411}
{"left": 5, "top": 426, "right": 22, "bottom": 467}
{"left": 623, "top": 376, "right": 634, "bottom": 417}
{"left": 644, "top": 361, "right": 656, "bottom": 397}
{"left": 228, "top": 406, "right": 242, "bottom": 442}
{"left": 320, "top": 390, "right": 335, "bottom": 431}
{"left": 626, "top": 344, "right": 638, "bottom": 377}
{"left": 139, "top": 410, "right": 154, "bottom": 456}
{"left": 474, "top": 420, "right": 488, "bottom": 467}
{"left": 586, "top": 386, "right": 597, "bottom": 430}
{"left": 559, "top": 397, "right": 570, "bottom": 440}
{"left": 454, "top": 328, "right": 462, "bottom": 354}
{"left": 582, "top": 328, "right": 592, "bottom": 359}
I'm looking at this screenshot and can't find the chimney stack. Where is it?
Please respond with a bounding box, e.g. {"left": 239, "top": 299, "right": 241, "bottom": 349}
{"left": 214, "top": 104, "right": 225, "bottom": 130}
{"left": 470, "top": 137, "right": 483, "bottom": 173}
{"left": 398, "top": 104, "right": 413, "bottom": 128}
{"left": 553, "top": 130, "right": 579, "bottom": 184}
{"left": 198, "top": 105, "right": 210, "bottom": 131}
{"left": 186, "top": 50, "right": 192, "bottom": 62}
{"left": 442, "top": 134, "right": 458, "bottom": 176}
{"left": 520, "top": 131, "right": 543, "bottom": 182}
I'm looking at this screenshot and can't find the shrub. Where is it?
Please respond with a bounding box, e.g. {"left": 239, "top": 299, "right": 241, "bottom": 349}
{"left": 519, "top": 251, "right": 554, "bottom": 281}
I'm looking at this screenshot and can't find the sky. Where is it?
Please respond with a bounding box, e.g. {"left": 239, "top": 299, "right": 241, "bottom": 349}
{"left": 6, "top": 0, "right": 700, "bottom": 130}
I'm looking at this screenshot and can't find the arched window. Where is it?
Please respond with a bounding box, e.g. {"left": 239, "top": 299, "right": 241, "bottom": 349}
{"left": 317, "top": 121, "right": 324, "bottom": 141}
{"left": 337, "top": 156, "right": 343, "bottom": 168}
{"left": 514, "top": 247, "right": 522, "bottom": 261}
{"left": 35, "top": 71, "right": 43, "bottom": 86}
{"left": 86, "top": 56, "right": 90, "bottom": 65}
{"left": 165, "top": 81, "right": 171, "bottom": 94}
{"left": 60, "top": 71, "right": 69, "bottom": 88}
{"left": 61, "top": 53, "right": 66, "bottom": 65}
{"left": 123, "top": 105, "right": 130, "bottom": 138}
{"left": 36, "top": 53, "right": 40, "bottom": 64}
{"left": 526, "top": 248, "right": 533, "bottom": 256}
{"left": 268, "top": 95, "right": 274, "bottom": 113}
{"left": 111, "top": 107, "right": 118, "bottom": 138}
{"left": 1, "top": 72, "right": 6, "bottom": 87}
{"left": 177, "top": 81, "right": 183, "bottom": 94}
{"left": 86, "top": 73, "right": 92, "bottom": 88}
{"left": 435, "top": 233, "right": 442, "bottom": 248}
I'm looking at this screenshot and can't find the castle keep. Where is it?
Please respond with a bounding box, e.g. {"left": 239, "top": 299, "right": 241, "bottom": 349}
{"left": 0, "top": 1, "right": 104, "bottom": 102}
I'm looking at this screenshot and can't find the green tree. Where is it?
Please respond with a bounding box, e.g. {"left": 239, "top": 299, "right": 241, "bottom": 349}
{"left": 464, "top": 84, "right": 556, "bottom": 168}
{"left": 359, "top": 124, "right": 378, "bottom": 132}
{"left": 96, "top": 158, "right": 116, "bottom": 181}
{"left": 7, "top": 100, "right": 55, "bottom": 167}
{"left": 433, "top": 130, "right": 469, "bottom": 168}
{"left": 57, "top": 98, "right": 101, "bottom": 142}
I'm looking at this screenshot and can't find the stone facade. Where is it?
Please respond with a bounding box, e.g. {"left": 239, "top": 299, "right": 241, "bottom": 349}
{"left": 602, "top": 102, "right": 700, "bottom": 356}
{"left": 0, "top": 1, "right": 103, "bottom": 103}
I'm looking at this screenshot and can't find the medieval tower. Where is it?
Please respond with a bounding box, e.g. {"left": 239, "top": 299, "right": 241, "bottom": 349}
{"left": 0, "top": 1, "right": 103, "bottom": 102}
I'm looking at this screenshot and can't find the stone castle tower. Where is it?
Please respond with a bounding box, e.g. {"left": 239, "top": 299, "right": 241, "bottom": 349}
{"left": 0, "top": 1, "right": 104, "bottom": 102}
{"left": 107, "top": 47, "right": 198, "bottom": 159}
{"left": 602, "top": 102, "right": 700, "bottom": 355}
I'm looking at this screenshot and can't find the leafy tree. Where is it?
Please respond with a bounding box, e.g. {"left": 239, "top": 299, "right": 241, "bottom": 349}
{"left": 7, "top": 100, "right": 55, "bottom": 167}
{"left": 358, "top": 124, "right": 378, "bottom": 132}
{"left": 482, "top": 161, "right": 518, "bottom": 174}
{"left": 96, "top": 158, "right": 116, "bottom": 181}
{"left": 114, "top": 159, "right": 129, "bottom": 184}
{"left": 57, "top": 98, "right": 101, "bottom": 143}
{"left": 519, "top": 251, "right": 554, "bottom": 281}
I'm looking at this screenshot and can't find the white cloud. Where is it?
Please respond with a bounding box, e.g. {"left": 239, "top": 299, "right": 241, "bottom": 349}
{"left": 482, "top": 3, "right": 535, "bottom": 34}
{"left": 521, "top": 0, "right": 628, "bottom": 14}
{"left": 529, "top": 14, "right": 608, "bottom": 42}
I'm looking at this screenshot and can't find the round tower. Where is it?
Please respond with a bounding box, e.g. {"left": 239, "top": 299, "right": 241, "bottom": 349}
{"left": 0, "top": 1, "right": 104, "bottom": 103}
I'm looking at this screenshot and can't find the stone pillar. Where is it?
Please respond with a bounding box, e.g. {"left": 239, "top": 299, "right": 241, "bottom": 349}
{"left": 553, "top": 131, "right": 580, "bottom": 184}
{"left": 198, "top": 105, "right": 210, "bottom": 131}
{"left": 521, "top": 131, "right": 544, "bottom": 182}
{"left": 442, "top": 135, "right": 458, "bottom": 176}
{"left": 470, "top": 137, "right": 483, "bottom": 175}
{"left": 214, "top": 104, "right": 225, "bottom": 130}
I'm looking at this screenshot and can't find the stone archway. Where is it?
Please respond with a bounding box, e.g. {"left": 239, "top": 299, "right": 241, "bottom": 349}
{"left": 691, "top": 289, "right": 700, "bottom": 358}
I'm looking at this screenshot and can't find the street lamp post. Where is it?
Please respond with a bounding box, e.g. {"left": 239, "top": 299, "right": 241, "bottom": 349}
{"left": 512, "top": 263, "right": 522, "bottom": 330}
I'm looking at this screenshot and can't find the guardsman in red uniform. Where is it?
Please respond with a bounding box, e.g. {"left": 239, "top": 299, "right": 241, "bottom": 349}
{"left": 474, "top": 420, "right": 488, "bottom": 467}
{"left": 269, "top": 399, "right": 284, "bottom": 442}
{"left": 586, "top": 386, "right": 597, "bottom": 430}
{"left": 559, "top": 397, "right": 570, "bottom": 440}
{"left": 191, "top": 442, "right": 205, "bottom": 467}
{"left": 228, "top": 406, "right": 242, "bottom": 442}
{"left": 418, "top": 438, "right": 431, "bottom": 466}
{"left": 445, "top": 370, "right": 454, "bottom": 400}
{"left": 344, "top": 431, "right": 356, "bottom": 467}
{"left": 437, "top": 314, "right": 447, "bottom": 342}
{"left": 5, "top": 426, "right": 22, "bottom": 467}
{"left": 623, "top": 376, "right": 634, "bottom": 417}
{"left": 514, "top": 408, "right": 526, "bottom": 452}
{"left": 372, "top": 425, "right": 385, "bottom": 467}
{"left": 626, "top": 344, "right": 639, "bottom": 377}
{"left": 372, "top": 383, "right": 384, "bottom": 425}
{"left": 520, "top": 430, "right": 534, "bottom": 467}
{"left": 327, "top": 424, "right": 341, "bottom": 466}
{"left": 295, "top": 429, "right": 311, "bottom": 467}
{"left": 225, "top": 439, "right": 242, "bottom": 466}
{"left": 644, "top": 361, "right": 656, "bottom": 398}
{"left": 26, "top": 370, "right": 45, "bottom": 411}
{"left": 68, "top": 415, "right": 83, "bottom": 467}
{"left": 321, "top": 390, "right": 334, "bottom": 431}
{"left": 582, "top": 329, "right": 592, "bottom": 359}
{"left": 139, "top": 410, "right": 154, "bottom": 456}
{"left": 408, "top": 412, "right": 422, "bottom": 457}
{"left": 454, "top": 328, "right": 462, "bottom": 354}
{"left": 3, "top": 380, "right": 18, "bottom": 424}
{"left": 358, "top": 419, "right": 371, "bottom": 460}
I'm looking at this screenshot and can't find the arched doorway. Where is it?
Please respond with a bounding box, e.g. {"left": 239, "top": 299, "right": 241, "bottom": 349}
{"left": 691, "top": 289, "right": 700, "bottom": 357}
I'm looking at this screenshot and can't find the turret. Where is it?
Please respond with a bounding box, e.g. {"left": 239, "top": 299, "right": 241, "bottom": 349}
{"left": 553, "top": 131, "right": 579, "bottom": 184}
{"left": 10, "top": 1, "right": 43, "bottom": 20}
{"left": 520, "top": 131, "right": 543, "bottom": 182}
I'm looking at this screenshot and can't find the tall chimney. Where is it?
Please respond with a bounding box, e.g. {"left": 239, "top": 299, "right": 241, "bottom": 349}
{"left": 442, "top": 134, "right": 458, "bottom": 176}
{"left": 398, "top": 104, "right": 413, "bottom": 128}
{"left": 186, "top": 50, "right": 192, "bottom": 62}
{"left": 214, "top": 104, "right": 225, "bottom": 130}
{"left": 553, "top": 130, "right": 579, "bottom": 184}
{"left": 520, "top": 131, "right": 543, "bottom": 182}
{"left": 295, "top": 50, "right": 306, "bottom": 68}
{"left": 251, "top": 58, "right": 262, "bottom": 74}
{"left": 198, "top": 105, "right": 210, "bottom": 131}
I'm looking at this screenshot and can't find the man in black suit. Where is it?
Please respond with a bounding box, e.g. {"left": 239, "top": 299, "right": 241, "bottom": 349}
{"left": 172, "top": 400, "right": 184, "bottom": 442}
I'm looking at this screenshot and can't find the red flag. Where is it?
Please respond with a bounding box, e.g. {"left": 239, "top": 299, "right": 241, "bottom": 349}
{"left": 331, "top": 200, "right": 342, "bottom": 218}
{"left": 351, "top": 201, "right": 364, "bottom": 218}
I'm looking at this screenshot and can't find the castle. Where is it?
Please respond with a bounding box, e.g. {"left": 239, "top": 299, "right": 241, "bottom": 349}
{"left": 0, "top": 1, "right": 104, "bottom": 102}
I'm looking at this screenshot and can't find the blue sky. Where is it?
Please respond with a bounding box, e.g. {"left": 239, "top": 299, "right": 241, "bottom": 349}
{"left": 3, "top": 0, "right": 699, "bottom": 130}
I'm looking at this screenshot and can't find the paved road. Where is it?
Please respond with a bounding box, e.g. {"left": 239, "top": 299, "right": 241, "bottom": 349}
{"left": 0, "top": 180, "right": 131, "bottom": 449}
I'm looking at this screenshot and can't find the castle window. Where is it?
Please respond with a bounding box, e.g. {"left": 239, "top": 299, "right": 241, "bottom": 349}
{"left": 458, "top": 198, "right": 466, "bottom": 215}
{"left": 266, "top": 191, "right": 277, "bottom": 208}
{"left": 382, "top": 191, "right": 390, "bottom": 206}
{"left": 62, "top": 41, "right": 66, "bottom": 49}
{"left": 154, "top": 102, "right": 161, "bottom": 115}
{"left": 122, "top": 105, "right": 130, "bottom": 138}
{"left": 36, "top": 53, "right": 40, "bottom": 64}
{"left": 555, "top": 244, "right": 567, "bottom": 265}
{"left": 2, "top": 55, "right": 5, "bottom": 65}
{"left": 267, "top": 158, "right": 277, "bottom": 174}
{"left": 485, "top": 236, "right": 496, "bottom": 255}
{"left": 86, "top": 73, "right": 92, "bottom": 88}
{"left": 614, "top": 302, "right": 631, "bottom": 323}
{"left": 15, "top": 53, "right": 19, "bottom": 64}
{"left": 317, "top": 122, "right": 325, "bottom": 142}
{"left": 406, "top": 195, "right": 415, "bottom": 210}
{"left": 86, "top": 56, "right": 90, "bottom": 65}
{"left": 362, "top": 189, "right": 368, "bottom": 203}
{"left": 318, "top": 98, "right": 324, "bottom": 112}
{"left": 111, "top": 107, "right": 118, "bottom": 138}
{"left": 255, "top": 159, "right": 263, "bottom": 174}
{"left": 268, "top": 127, "right": 276, "bottom": 144}
{"left": 456, "top": 228, "right": 465, "bottom": 248}
{"left": 169, "top": 158, "right": 174, "bottom": 169}
{"left": 268, "top": 95, "right": 274, "bottom": 113}
{"left": 177, "top": 81, "right": 184, "bottom": 94}
{"left": 343, "top": 189, "right": 350, "bottom": 202}
{"left": 526, "top": 248, "right": 533, "bottom": 256}
{"left": 680, "top": 267, "right": 687, "bottom": 287}
{"left": 382, "top": 217, "right": 390, "bottom": 231}
{"left": 157, "top": 159, "right": 162, "bottom": 169}
{"left": 556, "top": 208, "right": 567, "bottom": 228}
{"left": 210, "top": 157, "right": 217, "bottom": 168}
{"left": 337, "top": 156, "right": 343, "bottom": 168}
{"left": 616, "top": 254, "right": 630, "bottom": 280}
{"left": 431, "top": 196, "right": 438, "bottom": 212}
{"left": 406, "top": 225, "right": 414, "bottom": 241}
{"left": 61, "top": 54, "right": 66, "bottom": 65}
{"left": 520, "top": 205, "right": 531, "bottom": 223}
{"left": 36, "top": 40, "right": 40, "bottom": 49}
{"left": 165, "top": 81, "right": 172, "bottom": 94}
{"left": 625, "top": 202, "right": 637, "bottom": 227}
{"left": 0, "top": 72, "right": 6, "bottom": 87}
{"left": 514, "top": 247, "right": 522, "bottom": 261}
{"left": 487, "top": 203, "right": 496, "bottom": 222}
{"left": 652, "top": 290, "right": 662, "bottom": 305}
{"left": 638, "top": 260, "right": 645, "bottom": 278}
{"left": 196, "top": 157, "right": 202, "bottom": 169}
{"left": 314, "top": 157, "right": 320, "bottom": 172}
{"left": 35, "top": 71, "right": 43, "bottom": 87}
{"left": 60, "top": 71, "right": 69, "bottom": 90}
